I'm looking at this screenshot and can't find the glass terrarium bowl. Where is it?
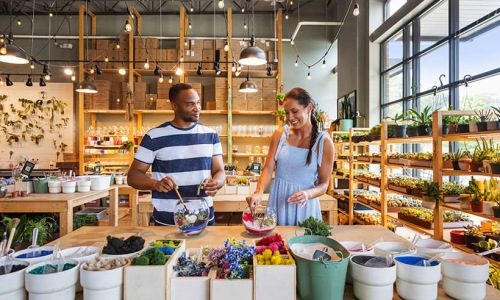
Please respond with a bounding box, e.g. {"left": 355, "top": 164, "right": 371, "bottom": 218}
{"left": 174, "top": 197, "right": 210, "bottom": 236}
{"left": 242, "top": 205, "right": 277, "bottom": 236}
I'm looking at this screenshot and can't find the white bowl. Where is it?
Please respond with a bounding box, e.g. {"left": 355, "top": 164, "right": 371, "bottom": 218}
{"left": 47, "top": 181, "right": 61, "bottom": 188}
{"left": 89, "top": 176, "right": 111, "bottom": 191}
{"left": 77, "top": 180, "right": 91, "bottom": 187}
{"left": 62, "top": 187, "right": 76, "bottom": 194}
{"left": 25, "top": 258, "right": 80, "bottom": 298}
{"left": 374, "top": 242, "right": 415, "bottom": 257}
{"left": 0, "top": 256, "right": 30, "bottom": 299}
{"left": 350, "top": 255, "right": 396, "bottom": 300}
{"left": 340, "top": 241, "right": 374, "bottom": 255}
{"left": 77, "top": 186, "right": 91, "bottom": 193}
{"left": 12, "top": 246, "right": 55, "bottom": 264}
{"left": 60, "top": 246, "right": 100, "bottom": 263}
{"left": 80, "top": 258, "right": 129, "bottom": 299}
{"left": 394, "top": 255, "right": 441, "bottom": 300}
{"left": 49, "top": 187, "right": 61, "bottom": 194}
{"left": 415, "top": 238, "right": 453, "bottom": 255}
{"left": 61, "top": 181, "right": 76, "bottom": 188}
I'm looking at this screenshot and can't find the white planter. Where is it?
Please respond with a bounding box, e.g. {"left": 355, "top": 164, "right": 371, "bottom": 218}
{"left": 237, "top": 185, "right": 250, "bottom": 195}
{"left": 170, "top": 273, "right": 211, "bottom": 300}
{"left": 350, "top": 255, "right": 396, "bottom": 300}
{"left": 0, "top": 257, "right": 29, "bottom": 300}
{"left": 80, "top": 259, "right": 128, "bottom": 300}
{"left": 441, "top": 252, "right": 489, "bottom": 300}
{"left": 394, "top": 255, "right": 441, "bottom": 300}
{"left": 483, "top": 201, "right": 495, "bottom": 215}
{"left": 77, "top": 186, "right": 90, "bottom": 193}
{"left": 47, "top": 181, "right": 61, "bottom": 188}
{"left": 61, "top": 181, "right": 76, "bottom": 188}
{"left": 60, "top": 246, "right": 100, "bottom": 293}
{"left": 12, "top": 246, "right": 54, "bottom": 265}
{"left": 25, "top": 258, "right": 79, "bottom": 300}
{"left": 48, "top": 187, "right": 61, "bottom": 194}
{"left": 414, "top": 239, "right": 452, "bottom": 256}
{"left": 89, "top": 175, "right": 111, "bottom": 191}
{"left": 253, "top": 255, "right": 295, "bottom": 300}
{"left": 62, "top": 187, "right": 76, "bottom": 194}
{"left": 210, "top": 272, "right": 253, "bottom": 300}
{"left": 374, "top": 242, "right": 415, "bottom": 257}
{"left": 340, "top": 241, "right": 373, "bottom": 284}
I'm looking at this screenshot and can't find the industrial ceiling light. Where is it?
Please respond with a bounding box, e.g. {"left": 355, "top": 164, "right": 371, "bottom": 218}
{"left": 118, "top": 64, "right": 126, "bottom": 75}
{"left": 218, "top": 0, "right": 224, "bottom": 9}
{"left": 95, "top": 63, "right": 103, "bottom": 75}
{"left": 124, "top": 19, "right": 132, "bottom": 32}
{"left": 76, "top": 73, "right": 98, "bottom": 94}
{"left": 353, "top": 3, "right": 360, "bottom": 16}
{"left": 26, "top": 75, "right": 33, "bottom": 86}
{"left": 0, "top": 43, "right": 29, "bottom": 64}
{"left": 214, "top": 63, "right": 222, "bottom": 76}
{"left": 154, "top": 64, "right": 161, "bottom": 76}
{"left": 239, "top": 74, "right": 258, "bottom": 93}
{"left": 197, "top": 63, "right": 204, "bottom": 75}
{"left": 6, "top": 75, "right": 13, "bottom": 86}
{"left": 239, "top": 37, "right": 266, "bottom": 66}
{"left": 39, "top": 76, "right": 46, "bottom": 87}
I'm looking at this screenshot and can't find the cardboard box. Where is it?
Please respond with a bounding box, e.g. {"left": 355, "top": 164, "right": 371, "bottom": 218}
{"left": 190, "top": 39, "right": 203, "bottom": 50}
{"left": 134, "top": 91, "right": 146, "bottom": 102}
{"left": 215, "top": 100, "right": 227, "bottom": 110}
{"left": 109, "top": 98, "right": 124, "bottom": 110}
{"left": 247, "top": 90, "right": 263, "bottom": 101}
{"left": 262, "top": 100, "right": 277, "bottom": 111}
{"left": 119, "top": 42, "right": 128, "bottom": 51}
{"left": 215, "top": 78, "right": 227, "bottom": 89}
{"left": 119, "top": 50, "right": 128, "bottom": 61}
{"left": 156, "top": 98, "right": 172, "bottom": 110}
{"left": 216, "top": 39, "right": 225, "bottom": 50}
{"left": 203, "top": 39, "right": 214, "bottom": 50}
{"left": 119, "top": 34, "right": 129, "bottom": 44}
{"left": 247, "top": 99, "right": 262, "bottom": 111}
{"left": 262, "top": 88, "right": 277, "bottom": 100}
{"left": 91, "top": 99, "right": 109, "bottom": 110}
{"left": 109, "top": 42, "right": 120, "bottom": 51}
{"left": 135, "top": 48, "right": 147, "bottom": 61}
{"left": 233, "top": 99, "right": 247, "bottom": 111}
{"left": 96, "top": 39, "right": 109, "bottom": 50}
{"left": 166, "top": 49, "right": 178, "bottom": 61}
{"left": 146, "top": 38, "right": 159, "bottom": 49}
{"left": 157, "top": 83, "right": 172, "bottom": 98}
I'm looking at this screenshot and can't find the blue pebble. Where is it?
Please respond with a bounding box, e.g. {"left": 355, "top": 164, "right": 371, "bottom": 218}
{"left": 16, "top": 250, "right": 53, "bottom": 259}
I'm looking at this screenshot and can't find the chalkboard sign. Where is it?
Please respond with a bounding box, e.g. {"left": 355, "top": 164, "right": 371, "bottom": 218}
{"left": 251, "top": 162, "right": 261, "bottom": 174}
{"left": 20, "top": 161, "right": 36, "bottom": 177}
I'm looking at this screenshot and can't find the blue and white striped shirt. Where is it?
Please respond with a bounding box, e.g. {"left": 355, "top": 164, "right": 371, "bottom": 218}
{"left": 134, "top": 122, "right": 223, "bottom": 212}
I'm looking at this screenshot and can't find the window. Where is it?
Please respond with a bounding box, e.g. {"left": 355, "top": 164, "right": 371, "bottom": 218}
{"left": 459, "top": 74, "right": 500, "bottom": 110}
{"left": 385, "top": 0, "right": 408, "bottom": 20}
{"left": 417, "top": 0, "right": 449, "bottom": 52}
{"left": 383, "top": 31, "right": 404, "bottom": 70}
{"left": 383, "top": 66, "right": 403, "bottom": 103}
{"left": 382, "top": 102, "right": 403, "bottom": 120}
{"left": 419, "top": 43, "right": 449, "bottom": 92}
{"left": 459, "top": 0, "right": 500, "bottom": 30}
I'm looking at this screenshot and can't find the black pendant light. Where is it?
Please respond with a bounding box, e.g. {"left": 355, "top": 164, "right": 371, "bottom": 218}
{"left": 76, "top": 73, "right": 98, "bottom": 94}
{"left": 39, "top": 76, "right": 46, "bottom": 87}
{"left": 238, "top": 1, "right": 266, "bottom": 66}
{"left": 6, "top": 75, "right": 13, "bottom": 86}
{"left": 0, "top": 43, "right": 29, "bottom": 64}
{"left": 197, "top": 63, "right": 203, "bottom": 75}
{"left": 239, "top": 74, "right": 258, "bottom": 93}
{"left": 26, "top": 75, "right": 33, "bottom": 86}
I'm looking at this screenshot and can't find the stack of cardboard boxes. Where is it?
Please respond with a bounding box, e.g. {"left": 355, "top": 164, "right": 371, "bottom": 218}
{"left": 86, "top": 34, "right": 129, "bottom": 70}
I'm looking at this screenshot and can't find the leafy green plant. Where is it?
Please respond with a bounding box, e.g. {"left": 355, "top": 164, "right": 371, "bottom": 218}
{"left": 276, "top": 93, "right": 285, "bottom": 104}
{"left": 298, "top": 216, "right": 332, "bottom": 236}
{"left": 121, "top": 141, "right": 135, "bottom": 151}
{"left": 491, "top": 106, "right": 500, "bottom": 120}
{"left": 73, "top": 214, "right": 98, "bottom": 231}
{"left": 385, "top": 113, "right": 408, "bottom": 125}
{"left": 447, "top": 149, "right": 466, "bottom": 161}
{"left": 463, "top": 224, "right": 483, "bottom": 236}
{"left": 469, "top": 177, "right": 489, "bottom": 203}
{"left": 407, "top": 106, "right": 433, "bottom": 126}
{"left": 475, "top": 109, "right": 493, "bottom": 122}
{"left": 443, "top": 182, "right": 466, "bottom": 195}
{"left": 276, "top": 108, "right": 286, "bottom": 120}
{"left": 422, "top": 181, "right": 444, "bottom": 203}
{"left": 341, "top": 99, "right": 352, "bottom": 120}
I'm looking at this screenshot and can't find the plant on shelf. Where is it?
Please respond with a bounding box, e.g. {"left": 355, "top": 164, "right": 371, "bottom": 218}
{"left": 385, "top": 113, "right": 409, "bottom": 138}
{"left": 276, "top": 92, "right": 285, "bottom": 105}
{"left": 488, "top": 179, "right": 500, "bottom": 218}
{"left": 30, "top": 134, "right": 44, "bottom": 145}
{"left": 276, "top": 108, "right": 286, "bottom": 121}
{"left": 121, "top": 141, "right": 135, "bottom": 152}
{"left": 463, "top": 224, "right": 483, "bottom": 237}
{"left": 407, "top": 106, "right": 433, "bottom": 136}
{"left": 443, "top": 182, "right": 466, "bottom": 196}
{"left": 339, "top": 98, "right": 353, "bottom": 131}
{"left": 421, "top": 181, "right": 443, "bottom": 209}
{"left": 297, "top": 216, "right": 332, "bottom": 236}
{"left": 475, "top": 109, "right": 493, "bottom": 123}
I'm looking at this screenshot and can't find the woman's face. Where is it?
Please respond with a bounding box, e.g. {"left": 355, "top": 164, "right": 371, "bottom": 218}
{"left": 283, "top": 98, "right": 312, "bottom": 129}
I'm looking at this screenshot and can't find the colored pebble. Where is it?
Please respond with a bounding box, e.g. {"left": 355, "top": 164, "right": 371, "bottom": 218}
{"left": 0, "top": 264, "right": 27, "bottom": 275}
{"left": 28, "top": 263, "right": 77, "bottom": 274}
{"left": 158, "top": 246, "right": 175, "bottom": 255}
{"left": 15, "top": 250, "right": 53, "bottom": 259}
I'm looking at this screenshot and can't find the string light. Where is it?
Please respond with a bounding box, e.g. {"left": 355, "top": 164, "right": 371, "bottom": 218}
{"left": 116, "top": 44, "right": 120, "bottom": 49}
{"left": 189, "top": 21, "right": 192, "bottom": 29}
{"left": 294, "top": 56, "right": 298, "bottom": 67}
{"left": 168, "top": 75, "right": 173, "bottom": 84}
{"left": 190, "top": 7, "right": 194, "bottom": 12}
{"left": 158, "top": 73, "right": 164, "bottom": 83}
{"left": 6, "top": 75, "right": 13, "bottom": 86}
{"left": 244, "top": 22, "right": 247, "bottom": 30}
{"left": 71, "top": 75, "right": 76, "bottom": 81}
{"left": 231, "top": 62, "right": 237, "bottom": 72}
{"left": 49, "top": 11, "right": 53, "bottom": 17}
{"left": 180, "top": 55, "right": 184, "bottom": 62}
{"left": 224, "top": 40, "right": 229, "bottom": 52}
{"left": 26, "top": 76, "right": 33, "bottom": 86}
{"left": 104, "top": 56, "right": 109, "bottom": 63}
{"left": 290, "top": 40, "right": 294, "bottom": 45}
{"left": 95, "top": 63, "right": 103, "bottom": 75}
{"left": 125, "top": 19, "right": 132, "bottom": 32}
{"left": 175, "top": 66, "right": 183, "bottom": 76}
{"left": 64, "top": 67, "right": 73, "bottom": 75}
{"left": 118, "top": 66, "right": 126, "bottom": 75}
{"left": 322, "top": 60, "right": 326, "bottom": 68}
{"left": 30, "top": 61, "right": 35, "bottom": 69}
{"left": 44, "top": 73, "right": 51, "bottom": 81}
{"left": 285, "top": 13, "right": 289, "bottom": 20}
{"left": 39, "top": 76, "right": 46, "bottom": 87}
{"left": 0, "top": 78, "right": 3, "bottom": 86}
{"left": 144, "top": 59, "right": 150, "bottom": 69}
{"left": 0, "top": 42, "right": 6, "bottom": 55}
{"left": 89, "top": 66, "right": 95, "bottom": 74}
{"left": 307, "top": 67, "right": 311, "bottom": 80}
{"left": 353, "top": 3, "right": 360, "bottom": 16}
{"left": 241, "top": 8, "right": 244, "bottom": 13}
{"left": 218, "top": 0, "right": 224, "bottom": 9}
{"left": 290, "top": 0, "right": 294, "bottom": 5}
{"left": 17, "top": 19, "right": 21, "bottom": 26}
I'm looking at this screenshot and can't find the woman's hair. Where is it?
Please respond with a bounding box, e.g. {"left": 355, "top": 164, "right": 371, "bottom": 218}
{"left": 284, "top": 87, "right": 318, "bottom": 165}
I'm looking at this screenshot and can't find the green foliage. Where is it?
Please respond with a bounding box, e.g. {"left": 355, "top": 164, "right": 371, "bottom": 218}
{"left": 422, "top": 181, "right": 444, "bottom": 203}
{"left": 341, "top": 99, "right": 352, "bottom": 119}
{"left": 276, "top": 108, "right": 286, "bottom": 118}
{"left": 133, "top": 247, "right": 167, "bottom": 265}
{"left": 369, "top": 124, "right": 381, "bottom": 135}
{"left": 463, "top": 224, "right": 483, "bottom": 236}
{"left": 275, "top": 93, "right": 285, "bottom": 102}
{"left": 73, "top": 215, "right": 98, "bottom": 231}
{"left": 407, "top": 106, "right": 433, "bottom": 126}
{"left": 132, "top": 256, "right": 150, "bottom": 265}
{"left": 385, "top": 112, "right": 407, "bottom": 125}
{"left": 298, "top": 216, "right": 332, "bottom": 237}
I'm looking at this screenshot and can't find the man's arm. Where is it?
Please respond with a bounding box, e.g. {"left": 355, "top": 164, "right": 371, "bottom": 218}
{"left": 202, "top": 155, "right": 226, "bottom": 197}
{"left": 127, "top": 159, "right": 177, "bottom": 192}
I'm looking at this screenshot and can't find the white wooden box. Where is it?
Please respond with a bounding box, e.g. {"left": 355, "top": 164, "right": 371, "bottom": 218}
{"left": 224, "top": 185, "right": 237, "bottom": 195}
{"left": 237, "top": 185, "right": 250, "bottom": 195}
{"left": 124, "top": 240, "right": 185, "bottom": 300}
{"left": 253, "top": 255, "right": 296, "bottom": 300}
{"left": 210, "top": 270, "right": 253, "bottom": 300}
{"left": 169, "top": 248, "right": 210, "bottom": 300}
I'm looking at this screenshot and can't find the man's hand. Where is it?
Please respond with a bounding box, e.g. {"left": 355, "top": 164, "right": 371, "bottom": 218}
{"left": 154, "top": 176, "right": 177, "bottom": 193}
{"left": 201, "top": 178, "right": 220, "bottom": 197}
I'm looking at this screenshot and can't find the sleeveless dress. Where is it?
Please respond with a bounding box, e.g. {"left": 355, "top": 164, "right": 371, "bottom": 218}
{"left": 267, "top": 125, "right": 328, "bottom": 225}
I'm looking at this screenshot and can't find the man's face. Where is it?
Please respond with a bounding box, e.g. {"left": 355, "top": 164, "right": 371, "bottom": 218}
{"left": 172, "top": 89, "right": 201, "bottom": 123}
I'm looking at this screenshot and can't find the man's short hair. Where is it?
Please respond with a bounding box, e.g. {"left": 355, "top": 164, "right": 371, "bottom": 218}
{"left": 169, "top": 83, "right": 193, "bottom": 103}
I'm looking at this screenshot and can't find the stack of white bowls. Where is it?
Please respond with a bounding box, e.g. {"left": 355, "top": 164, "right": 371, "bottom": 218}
{"left": 77, "top": 180, "right": 91, "bottom": 193}
{"left": 61, "top": 181, "right": 76, "bottom": 194}
{"left": 48, "top": 181, "right": 62, "bottom": 194}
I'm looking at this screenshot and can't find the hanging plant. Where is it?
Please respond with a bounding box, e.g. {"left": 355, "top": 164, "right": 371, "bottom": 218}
{"left": 121, "top": 141, "right": 135, "bottom": 152}
{"left": 276, "top": 93, "right": 285, "bottom": 105}
{"left": 7, "top": 135, "right": 20, "bottom": 146}
{"left": 0, "top": 95, "right": 6, "bottom": 112}
{"left": 59, "top": 142, "right": 68, "bottom": 153}
{"left": 276, "top": 108, "right": 286, "bottom": 121}
{"left": 53, "top": 139, "right": 57, "bottom": 149}
{"left": 31, "top": 134, "right": 45, "bottom": 145}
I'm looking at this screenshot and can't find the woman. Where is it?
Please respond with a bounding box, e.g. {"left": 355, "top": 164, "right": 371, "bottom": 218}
{"left": 246, "top": 87, "right": 334, "bottom": 225}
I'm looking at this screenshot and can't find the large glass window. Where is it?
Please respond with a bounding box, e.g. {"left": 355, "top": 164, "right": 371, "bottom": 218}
{"left": 459, "top": 74, "right": 500, "bottom": 110}
{"left": 459, "top": 0, "right": 500, "bottom": 30}
{"left": 383, "top": 66, "right": 403, "bottom": 103}
{"left": 418, "top": 0, "right": 449, "bottom": 52}
{"left": 419, "top": 43, "right": 449, "bottom": 92}
{"left": 382, "top": 102, "right": 403, "bottom": 119}
{"left": 383, "top": 31, "right": 404, "bottom": 70}
{"left": 419, "top": 91, "right": 449, "bottom": 111}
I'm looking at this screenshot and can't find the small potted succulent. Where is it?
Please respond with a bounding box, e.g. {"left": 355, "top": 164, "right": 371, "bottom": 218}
{"left": 421, "top": 181, "right": 443, "bottom": 209}
{"left": 469, "top": 178, "right": 489, "bottom": 213}
{"left": 475, "top": 110, "right": 493, "bottom": 132}
{"left": 490, "top": 106, "right": 500, "bottom": 130}
{"left": 463, "top": 224, "right": 485, "bottom": 249}
{"left": 408, "top": 106, "right": 433, "bottom": 136}
{"left": 489, "top": 156, "right": 500, "bottom": 174}
{"left": 275, "top": 92, "right": 285, "bottom": 106}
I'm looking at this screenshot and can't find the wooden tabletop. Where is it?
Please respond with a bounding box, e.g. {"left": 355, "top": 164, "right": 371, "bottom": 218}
{"left": 48, "top": 225, "right": 500, "bottom": 299}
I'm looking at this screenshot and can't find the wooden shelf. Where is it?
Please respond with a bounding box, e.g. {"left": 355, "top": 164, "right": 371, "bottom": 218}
{"left": 387, "top": 214, "right": 434, "bottom": 236}
{"left": 84, "top": 153, "right": 129, "bottom": 156}
{"left": 85, "top": 145, "right": 123, "bottom": 148}
{"left": 386, "top": 188, "right": 424, "bottom": 201}
{"left": 443, "top": 129, "right": 500, "bottom": 141}
{"left": 232, "top": 135, "right": 272, "bottom": 138}
{"left": 442, "top": 170, "right": 497, "bottom": 177}
{"left": 386, "top": 135, "right": 433, "bottom": 143}
{"left": 443, "top": 203, "right": 500, "bottom": 221}
{"left": 133, "top": 110, "right": 228, "bottom": 115}
{"left": 232, "top": 110, "right": 276, "bottom": 115}
{"left": 84, "top": 110, "right": 127, "bottom": 114}
{"left": 351, "top": 140, "right": 382, "bottom": 146}
{"left": 387, "top": 163, "right": 433, "bottom": 170}
{"left": 232, "top": 153, "right": 268, "bottom": 157}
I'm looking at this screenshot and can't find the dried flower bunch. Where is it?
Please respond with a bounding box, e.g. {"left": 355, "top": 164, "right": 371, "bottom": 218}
{"left": 207, "top": 238, "right": 255, "bottom": 279}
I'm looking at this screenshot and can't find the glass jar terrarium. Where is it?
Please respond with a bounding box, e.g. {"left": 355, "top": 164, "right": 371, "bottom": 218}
{"left": 242, "top": 205, "right": 277, "bottom": 236}
{"left": 174, "top": 197, "right": 210, "bottom": 236}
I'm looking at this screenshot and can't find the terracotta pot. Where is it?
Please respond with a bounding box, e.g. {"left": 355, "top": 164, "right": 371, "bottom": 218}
{"left": 470, "top": 201, "right": 484, "bottom": 213}
{"left": 470, "top": 161, "right": 483, "bottom": 172}
{"left": 450, "top": 230, "right": 466, "bottom": 244}
{"left": 443, "top": 159, "right": 453, "bottom": 170}
{"left": 11, "top": 191, "right": 19, "bottom": 198}
{"left": 448, "top": 123, "right": 458, "bottom": 134}
{"left": 458, "top": 158, "right": 471, "bottom": 171}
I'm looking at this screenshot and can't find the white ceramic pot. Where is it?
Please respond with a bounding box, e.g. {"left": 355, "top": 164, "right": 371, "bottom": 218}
{"left": 340, "top": 241, "right": 374, "bottom": 284}
{"left": 61, "top": 181, "right": 76, "bottom": 188}
{"left": 89, "top": 176, "right": 111, "bottom": 191}
{"left": 0, "top": 256, "right": 30, "bottom": 300}
{"left": 394, "top": 255, "right": 441, "bottom": 300}
{"left": 60, "top": 246, "right": 99, "bottom": 293}
{"left": 350, "top": 255, "right": 396, "bottom": 300}
{"left": 77, "top": 186, "right": 91, "bottom": 193}
{"left": 115, "top": 176, "right": 123, "bottom": 185}
{"left": 80, "top": 260, "right": 127, "bottom": 300}
{"left": 415, "top": 239, "right": 453, "bottom": 255}
{"left": 25, "top": 258, "right": 79, "bottom": 300}
{"left": 62, "top": 187, "right": 76, "bottom": 194}
{"left": 441, "top": 252, "right": 489, "bottom": 300}
{"left": 483, "top": 201, "right": 495, "bottom": 216}
{"left": 77, "top": 180, "right": 91, "bottom": 187}
{"left": 48, "top": 187, "right": 61, "bottom": 194}
{"left": 12, "top": 246, "right": 54, "bottom": 265}
{"left": 374, "top": 242, "right": 415, "bottom": 257}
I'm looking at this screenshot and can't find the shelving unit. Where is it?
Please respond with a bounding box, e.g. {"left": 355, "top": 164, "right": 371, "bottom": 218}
{"left": 78, "top": 6, "right": 283, "bottom": 174}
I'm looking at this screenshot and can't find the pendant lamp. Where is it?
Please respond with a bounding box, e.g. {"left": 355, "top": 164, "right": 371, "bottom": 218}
{"left": 76, "top": 73, "right": 98, "bottom": 94}
{"left": 0, "top": 43, "right": 29, "bottom": 64}
{"left": 238, "top": 0, "right": 266, "bottom": 66}
{"left": 239, "top": 74, "right": 258, "bottom": 93}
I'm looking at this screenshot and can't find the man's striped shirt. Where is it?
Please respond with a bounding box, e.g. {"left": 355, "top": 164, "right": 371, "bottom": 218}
{"left": 134, "top": 121, "right": 223, "bottom": 212}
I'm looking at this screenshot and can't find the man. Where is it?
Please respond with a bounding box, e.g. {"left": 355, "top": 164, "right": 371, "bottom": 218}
{"left": 127, "top": 83, "right": 225, "bottom": 225}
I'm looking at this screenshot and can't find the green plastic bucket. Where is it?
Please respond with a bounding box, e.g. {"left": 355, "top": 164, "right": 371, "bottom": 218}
{"left": 32, "top": 179, "right": 49, "bottom": 193}
{"left": 288, "top": 235, "right": 349, "bottom": 300}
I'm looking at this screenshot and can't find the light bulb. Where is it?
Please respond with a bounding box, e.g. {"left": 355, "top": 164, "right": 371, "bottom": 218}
{"left": 104, "top": 56, "right": 109, "bottom": 63}
{"left": 291, "top": 40, "right": 294, "bottom": 45}
{"left": 0, "top": 44, "right": 6, "bottom": 55}
{"left": 241, "top": 8, "right": 244, "bottom": 13}
{"left": 353, "top": 3, "right": 360, "bottom": 16}
{"left": 168, "top": 76, "right": 173, "bottom": 84}
{"left": 175, "top": 67, "right": 183, "bottom": 75}
{"left": 290, "top": 0, "right": 294, "bottom": 5}
{"left": 180, "top": 56, "right": 184, "bottom": 62}
{"left": 294, "top": 60, "right": 298, "bottom": 67}
{"left": 89, "top": 67, "right": 95, "bottom": 74}
{"left": 118, "top": 67, "right": 126, "bottom": 75}
{"left": 30, "top": 62, "right": 35, "bottom": 69}
{"left": 0, "top": 78, "right": 3, "bottom": 86}
{"left": 190, "top": 7, "right": 194, "bottom": 12}
{"left": 237, "top": 64, "right": 242, "bottom": 72}
{"left": 125, "top": 20, "right": 132, "bottom": 32}
{"left": 224, "top": 40, "right": 229, "bottom": 51}
{"left": 231, "top": 63, "right": 236, "bottom": 72}
{"left": 64, "top": 68, "right": 73, "bottom": 75}
{"left": 322, "top": 60, "right": 326, "bottom": 68}
{"left": 116, "top": 44, "right": 120, "bottom": 49}
{"left": 144, "top": 59, "right": 150, "bottom": 69}
{"left": 244, "top": 23, "right": 247, "bottom": 29}
{"left": 189, "top": 22, "right": 192, "bottom": 29}
{"left": 158, "top": 74, "right": 164, "bottom": 83}
{"left": 307, "top": 72, "right": 311, "bottom": 80}
{"left": 285, "top": 14, "right": 289, "bottom": 20}
{"left": 44, "top": 74, "right": 51, "bottom": 81}
{"left": 218, "top": 0, "right": 224, "bottom": 9}
{"left": 184, "top": 41, "right": 188, "bottom": 46}
{"left": 235, "top": 70, "right": 241, "bottom": 77}
{"left": 17, "top": 19, "right": 21, "bottom": 26}
{"left": 49, "top": 12, "right": 53, "bottom": 17}
{"left": 71, "top": 75, "right": 76, "bottom": 81}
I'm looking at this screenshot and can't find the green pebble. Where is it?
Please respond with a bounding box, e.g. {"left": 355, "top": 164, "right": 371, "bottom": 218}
{"left": 29, "top": 263, "right": 77, "bottom": 274}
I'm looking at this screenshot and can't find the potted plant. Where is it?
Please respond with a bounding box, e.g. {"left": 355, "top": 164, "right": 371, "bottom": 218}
{"left": 408, "top": 106, "right": 433, "bottom": 136}
{"left": 490, "top": 106, "right": 500, "bottom": 130}
{"left": 339, "top": 98, "right": 353, "bottom": 132}
{"left": 458, "top": 150, "right": 472, "bottom": 171}
{"left": 488, "top": 179, "right": 500, "bottom": 218}
{"left": 447, "top": 149, "right": 465, "bottom": 170}
{"left": 385, "top": 113, "right": 408, "bottom": 138}
{"left": 470, "top": 178, "right": 489, "bottom": 213}
{"left": 442, "top": 181, "right": 466, "bottom": 202}
{"left": 489, "top": 156, "right": 500, "bottom": 174}
{"left": 121, "top": 141, "right": 135, "bottom": 153}
{"left": 276, "top": 108, "right": 286, "bottom": 122}
{"left": 457, "top": 116, "right": 472, "bottom": 133}
{"left": 463, "top": 224, "right": 486, "bottom": 249}
{"left": 421, "top": 181, "right": 443, "bottom": 209}
{"left": 406, "top": 123, "right": 419, "bottom": 137}
{"left": 275, "top": 92, "right": 285, "bottom": 106}
{"left": 475, "top": 110, "right": 493, "bottom": 132}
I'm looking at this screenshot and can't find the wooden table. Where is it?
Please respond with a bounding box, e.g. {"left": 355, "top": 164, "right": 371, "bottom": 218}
{"left": 114, "top": 184, "right": 140, "bottom": 225}
{"left": 0, "top": 187, "right": 118, "bottom": 236}
{"left": 138, "top": 193, "right": 338, "bottom": 226}
{"left": 47, "top": 225, "right": 500, "bottom": 299}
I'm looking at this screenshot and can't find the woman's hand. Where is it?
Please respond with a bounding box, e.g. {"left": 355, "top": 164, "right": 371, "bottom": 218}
{"left": 154, "top": 176, "right": 177, "bottom": 193}
{"left": 288, "top": 190, "right": 311, "bottom": 208}
{"left": 246, "top": 192, "right": 263, "bottom": 214}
